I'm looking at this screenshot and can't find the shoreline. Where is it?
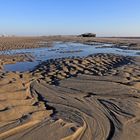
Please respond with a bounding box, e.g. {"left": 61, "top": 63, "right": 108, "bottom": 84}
{"left": 0, "top": 38, "right": 140, "bottom": 72}
{"left": 0, "top": 38, "right": 140, "bottom": 140}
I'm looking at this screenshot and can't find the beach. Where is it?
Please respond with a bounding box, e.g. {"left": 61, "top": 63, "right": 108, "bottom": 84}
{"left": 1, "top": 36, "right": 140, "bottom": 140}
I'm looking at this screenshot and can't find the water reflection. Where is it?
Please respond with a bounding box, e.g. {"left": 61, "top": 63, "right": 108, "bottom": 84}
{"left": 2, "top": 42, "right": 140, "bottom": 72}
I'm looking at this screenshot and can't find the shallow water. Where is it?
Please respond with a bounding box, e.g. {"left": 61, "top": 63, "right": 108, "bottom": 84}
{"left": 1, "top": 42, "right": 140, "bottom": 72}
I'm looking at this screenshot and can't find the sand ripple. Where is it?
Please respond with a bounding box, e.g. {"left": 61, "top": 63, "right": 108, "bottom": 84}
{"left": 1, "top": 54, "right": 140, "bottom": 140}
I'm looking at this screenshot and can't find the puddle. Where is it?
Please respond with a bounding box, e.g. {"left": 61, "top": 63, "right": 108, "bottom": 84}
{"left": 1, "top": 42, "right": 140, "bottom": 72}
{"left": 4, "top": 61, "right": 39, "bottom": 72}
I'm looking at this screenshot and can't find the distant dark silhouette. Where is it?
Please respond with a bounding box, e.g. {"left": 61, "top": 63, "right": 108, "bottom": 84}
{"left": 79, "top": 33, "right": 96, "bottom": 37}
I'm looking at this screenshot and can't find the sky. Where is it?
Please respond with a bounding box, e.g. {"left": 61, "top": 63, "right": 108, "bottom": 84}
{"left": 0, "top": 0, "right": 140, "bottom": 36}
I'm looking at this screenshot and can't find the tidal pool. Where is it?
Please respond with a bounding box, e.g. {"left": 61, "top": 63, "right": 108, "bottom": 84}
{"left": 1, "top": 42, "right": 140, "bottom": 72}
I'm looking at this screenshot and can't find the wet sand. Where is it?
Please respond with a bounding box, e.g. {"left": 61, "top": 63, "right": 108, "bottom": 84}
{"left": 1, "top": 37, "right": 140, "bottom": 140}
{"left": 0, "top": 36, "right": 140, "bottom": 51}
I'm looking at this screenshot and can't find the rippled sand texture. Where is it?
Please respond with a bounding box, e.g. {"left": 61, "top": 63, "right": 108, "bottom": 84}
{"left": 0, "top": 72, "right": 52, "bottom": 139}
{"left": 1, "top": 54, "right": 140, "bottom": 140}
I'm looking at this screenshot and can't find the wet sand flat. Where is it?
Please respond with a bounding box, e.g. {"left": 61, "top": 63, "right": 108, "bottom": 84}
{"left": 0, "top": 36, "right": 140, "bottom": 51}
{"left": 1, "top": 37, "right": 140, "bottom": 140}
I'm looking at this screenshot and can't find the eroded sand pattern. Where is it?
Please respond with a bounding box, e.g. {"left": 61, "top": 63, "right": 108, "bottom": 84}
{"left": 1, "top": 53, "right": 140, "bottom": 140}
{"left": 33, "top": 54, "right": 131, "bottom": 85}
{"left": 0, "top": 72, "right": 52, "bottom": 139}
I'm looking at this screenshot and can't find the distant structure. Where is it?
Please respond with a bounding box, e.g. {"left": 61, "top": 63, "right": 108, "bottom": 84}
{"left": 1, "top": 35, "right": 5, "bottom": 37}
{"left": 79, "top": 33, "right": 96, "bottom": 37}
{"left": 0, "top": 34, "right": 16, "bottom": 37}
